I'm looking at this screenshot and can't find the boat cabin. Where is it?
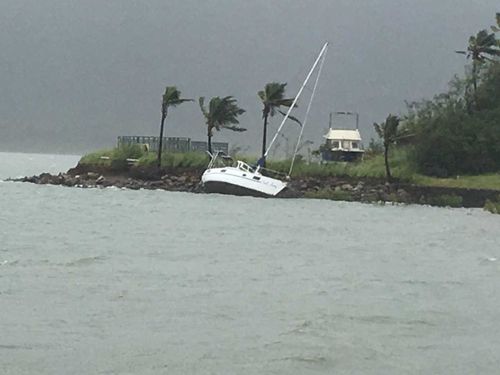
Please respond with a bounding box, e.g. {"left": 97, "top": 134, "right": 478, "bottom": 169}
{"left": 236, "top": 160, "right": 256, "bottom": 173}
{"left": 321, "top": 129, "right": 364, "bottom": 162}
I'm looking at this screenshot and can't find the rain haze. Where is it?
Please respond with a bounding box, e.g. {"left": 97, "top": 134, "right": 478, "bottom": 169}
{"left": 0, "top": 0, "right": 498, "bottom": 154}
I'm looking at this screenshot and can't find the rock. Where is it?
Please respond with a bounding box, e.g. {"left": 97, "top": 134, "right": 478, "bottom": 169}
{"left": 361, "top": 192, "right": 378, "bottom": 202}
{"left": 341, "top": 183, "right": 353, "bottom": 191}
{"left": 96, "top": 176, "right": 105, "bottom": 184}
{"left": 149, "top": 181, "right": 164, "bottom": 187}
{"left": 62, "top": 176, "right": 76, "bottom": 187}
{"left": 38, "top": 173, "right": 53, "bottom": 184}
{"left": 127, "top": 182, "right": 141, "bottom": 190}
{"left": 397, "top": 188, "right": 411, "bottom": 203}
{"left": 354, "top": 182, "right": 365, "bottom": 191}
{"left": 87, "top": 172, "right": 99, "bottom": 179}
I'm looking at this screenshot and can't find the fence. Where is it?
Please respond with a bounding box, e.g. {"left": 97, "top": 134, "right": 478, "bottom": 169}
{"left": 117, "top": 136, "right": 228, "bottom": 154}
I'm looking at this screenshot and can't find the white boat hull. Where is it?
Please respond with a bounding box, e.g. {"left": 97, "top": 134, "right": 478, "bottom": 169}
{"left": 202, "top": 167, "right": 287, "bottom": 197}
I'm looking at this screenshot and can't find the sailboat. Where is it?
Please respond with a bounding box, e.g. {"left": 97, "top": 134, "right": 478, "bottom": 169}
{"left": 201, "top": 42, "right": 328, "bottom": 197}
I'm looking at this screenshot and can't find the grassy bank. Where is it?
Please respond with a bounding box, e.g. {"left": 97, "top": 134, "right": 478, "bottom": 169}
{"left": 78, "top": 145, "right": 500, "bottom": 192}
{"left": 79, "top": 145, "right": 208, "bottom": 171}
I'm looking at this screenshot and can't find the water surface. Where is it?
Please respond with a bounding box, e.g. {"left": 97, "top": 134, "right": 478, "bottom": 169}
{"left": 1, "top": 152, "right": 499, "bottom": 374}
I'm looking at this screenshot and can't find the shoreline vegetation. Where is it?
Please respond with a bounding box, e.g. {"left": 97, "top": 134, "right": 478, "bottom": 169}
{"left": 11, "top": 146, "right": 500, "bottom": 212}
{"left": 10, "top": 13, "right": 500, "bottom": 214}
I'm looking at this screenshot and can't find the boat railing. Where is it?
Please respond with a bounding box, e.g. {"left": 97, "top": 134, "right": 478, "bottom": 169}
{"left": 258, "top": 167, "right": 289, "bottom": 180}
{"left": 207, "top": 151, "right": 234, "bottom": 169}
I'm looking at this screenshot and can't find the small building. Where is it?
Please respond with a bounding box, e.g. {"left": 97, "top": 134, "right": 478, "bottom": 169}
{"left": 321, "top": 128, "right": 364, "bottom": 162}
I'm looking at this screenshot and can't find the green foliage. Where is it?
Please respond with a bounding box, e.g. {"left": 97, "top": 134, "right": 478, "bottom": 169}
{"left": 305, "top": 188, "right": 353, "bottom": 201}
{"left": 79, "top": 145, "right": 146, "bottom": 171}
{"left": 404, "top": 15, "right": 500, "bottom": 177}
{"left": 113, "top": 144, "right": 145, "bottom": 160}
{"left": 414, "top": 173, "right": 500, "bottom": 191}
{"left": 79, "top": 149, "right": 114, "bottom": 166}
{"left": 199, "top": 96, "right": 246, "bottom": 134}
{"left": 258, "top": 82, "right": 299, "bottom": 159}
{"left": 258, "top": 82, "right": 298, "bottom": 122}
{"left": 484, "top": 197, "right": 500, "bottom": 214}
{"left": 476, "top": 63, "right": 500, "bottom": 110}
{"left": 136, "top": 152, "right": 208, "bottom": 170}
{"left": 161, "top": 86, "right": 193, "bottom": 115}
{"left": 373, "top": 114, "right": 401, "bottom": 181}
{"left": 409, "top": 98, "right": 500, "bottom": 176}
{"left": 424, "top": 194, "right": 463, "bottom": 208}
{"left": 366, "top": 138, "right": 383, "bottom": 155}
{"left": 456, "top": 29, "right": 500, "bottom": 63}
{"left": 492, "top": 13, "right": 500, "bottom": 33}
{"left": 373, "top": 114, "right": 401, "bottom": 146}
{"left": 265, "top": 147, "right": 416, "bottom": 180}
{"left": 110, "top": 145, "right": 146, "bottom": 170}
{"left": 405, "top": 60, "right": 500, "bottom": 176}
{"left": 258, "top": 83, "right": 294, "bottom": 109}
{"left": 158, "top": 86, "right": 193, "bottom": 167}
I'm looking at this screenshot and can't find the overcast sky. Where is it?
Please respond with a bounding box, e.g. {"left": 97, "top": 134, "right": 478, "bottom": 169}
{"left": 0, "top": 0, "right": 498, "bottom": 154}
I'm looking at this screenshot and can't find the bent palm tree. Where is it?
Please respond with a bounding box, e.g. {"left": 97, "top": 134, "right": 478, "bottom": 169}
{"left": 456, "top": 29, "right": 500, "bottom": 109}
{"left": 199, "top": 96, "right": 246, "bottom": 154}
{"left": 158, "top": 86, "right": 193, "bottom": 167}
{"left": 491, "top": 13, "right": 500, "bottom": 33}
{"left": 373, "top": 114, "right": 400, "bottom": 182}
{"left": 258, "top": 82, "right": 297, "bottom": 165}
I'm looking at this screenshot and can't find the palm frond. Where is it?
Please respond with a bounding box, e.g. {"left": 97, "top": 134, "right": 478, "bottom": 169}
{"left": 199, "top": 97, "right": 208, "bottom": 118}
{"left": 277, "top": 109, "right": 302, "bottom": 126}
{"left": 222, "top": 125, "right": 247, "bottom": 132}
{"left": 201, "top": 95, "right": 246, "bottom": 134}
{"left": 373, "top": 122, "right": 383, "bottom": 139}
{"left": 162, "top": 86, "right": 192, "bottom": 113}
{"left": 276, "top": 97, "right": 297, "bottom": 107}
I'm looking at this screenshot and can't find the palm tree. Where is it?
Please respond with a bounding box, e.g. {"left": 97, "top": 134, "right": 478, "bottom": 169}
{"left": 157, "top": 86, "right": 193, "bottom": 167}
{"left": 456, "top": 29, "right": 500, "bottom": 109}
{"left": 491, "top": 13, "right": 500, "bottom": 33}
{"left": 199, "top": 96, "right": 246, "bottom": 154}
{"left": 258, "top": 82, "right": 296, "bottom": 165}
{"left": 373, "top": 114, "right": 400, "bottom": 182}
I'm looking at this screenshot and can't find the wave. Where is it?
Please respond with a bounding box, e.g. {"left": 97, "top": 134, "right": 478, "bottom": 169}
{"left": 64, "top": 255, "right": 107, "bottom": 267}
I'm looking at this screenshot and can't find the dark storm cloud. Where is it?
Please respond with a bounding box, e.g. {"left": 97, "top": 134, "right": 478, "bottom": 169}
{"left": 0, "top": 0, "right": 498, "bottom": 153}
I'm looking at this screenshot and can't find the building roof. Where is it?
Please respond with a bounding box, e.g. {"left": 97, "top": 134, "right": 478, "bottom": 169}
{"left": 323, "top": 128, "right": 362, "bottom": 141}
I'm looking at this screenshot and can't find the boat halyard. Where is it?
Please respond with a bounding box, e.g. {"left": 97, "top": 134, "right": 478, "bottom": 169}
{"left": 201, "top": 42, "right": 328, "bottom": 197}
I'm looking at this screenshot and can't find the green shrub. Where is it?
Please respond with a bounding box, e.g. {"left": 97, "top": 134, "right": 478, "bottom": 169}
{"left": 136, "top": 152, "right": 209, "bottom": 170}
{"left": 484, "top": 194, "right": 500, "bottom": 214}
{"left": 425, "top": 194, "right": 463, "bottom": 207}
{"left": 305, "top": 188, "right": 353, "bottom": 201}
{"left": 112, "top": 144, "right": 145, "bottom": 160}
{"left": 79, "top": 149, "right": 113, "bottom": 166}
{"left": 79, "top": 145, "right": 146, "bottom": 171}
{"left": 484, "top": 199, "right": 500, "bottom": 214}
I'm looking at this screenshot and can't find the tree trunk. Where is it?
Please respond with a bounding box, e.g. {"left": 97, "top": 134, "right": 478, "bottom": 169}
{"left": 207, "top": 132, "right": 212, "bottom": 155}
{"left": 261, "top": 112, "right": 270, "bottom": 167}
{"left": 384, "top": 144, "right": 392, "bottom": 182}
{"left": 157, "top": 112, "right": 167, "bottom": 168}
{"left": 472, "top": 61, "right": 480, "bottom": 111}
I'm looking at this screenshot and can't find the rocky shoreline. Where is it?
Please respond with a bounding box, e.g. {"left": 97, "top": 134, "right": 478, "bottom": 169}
{"left": 9, "top": 163, "right": 499, "bottom": 208}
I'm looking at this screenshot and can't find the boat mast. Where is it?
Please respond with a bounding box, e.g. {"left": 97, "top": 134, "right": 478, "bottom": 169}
{"left": 262, "top": 42, "right": 329, "bottom": 161}
{"left": 288, "top": 47, "right": 327, "bottom": 176}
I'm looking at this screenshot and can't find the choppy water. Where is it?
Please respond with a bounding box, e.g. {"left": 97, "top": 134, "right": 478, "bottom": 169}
{"left": 1, "top": 152, "right": 500, "bottom": 374}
